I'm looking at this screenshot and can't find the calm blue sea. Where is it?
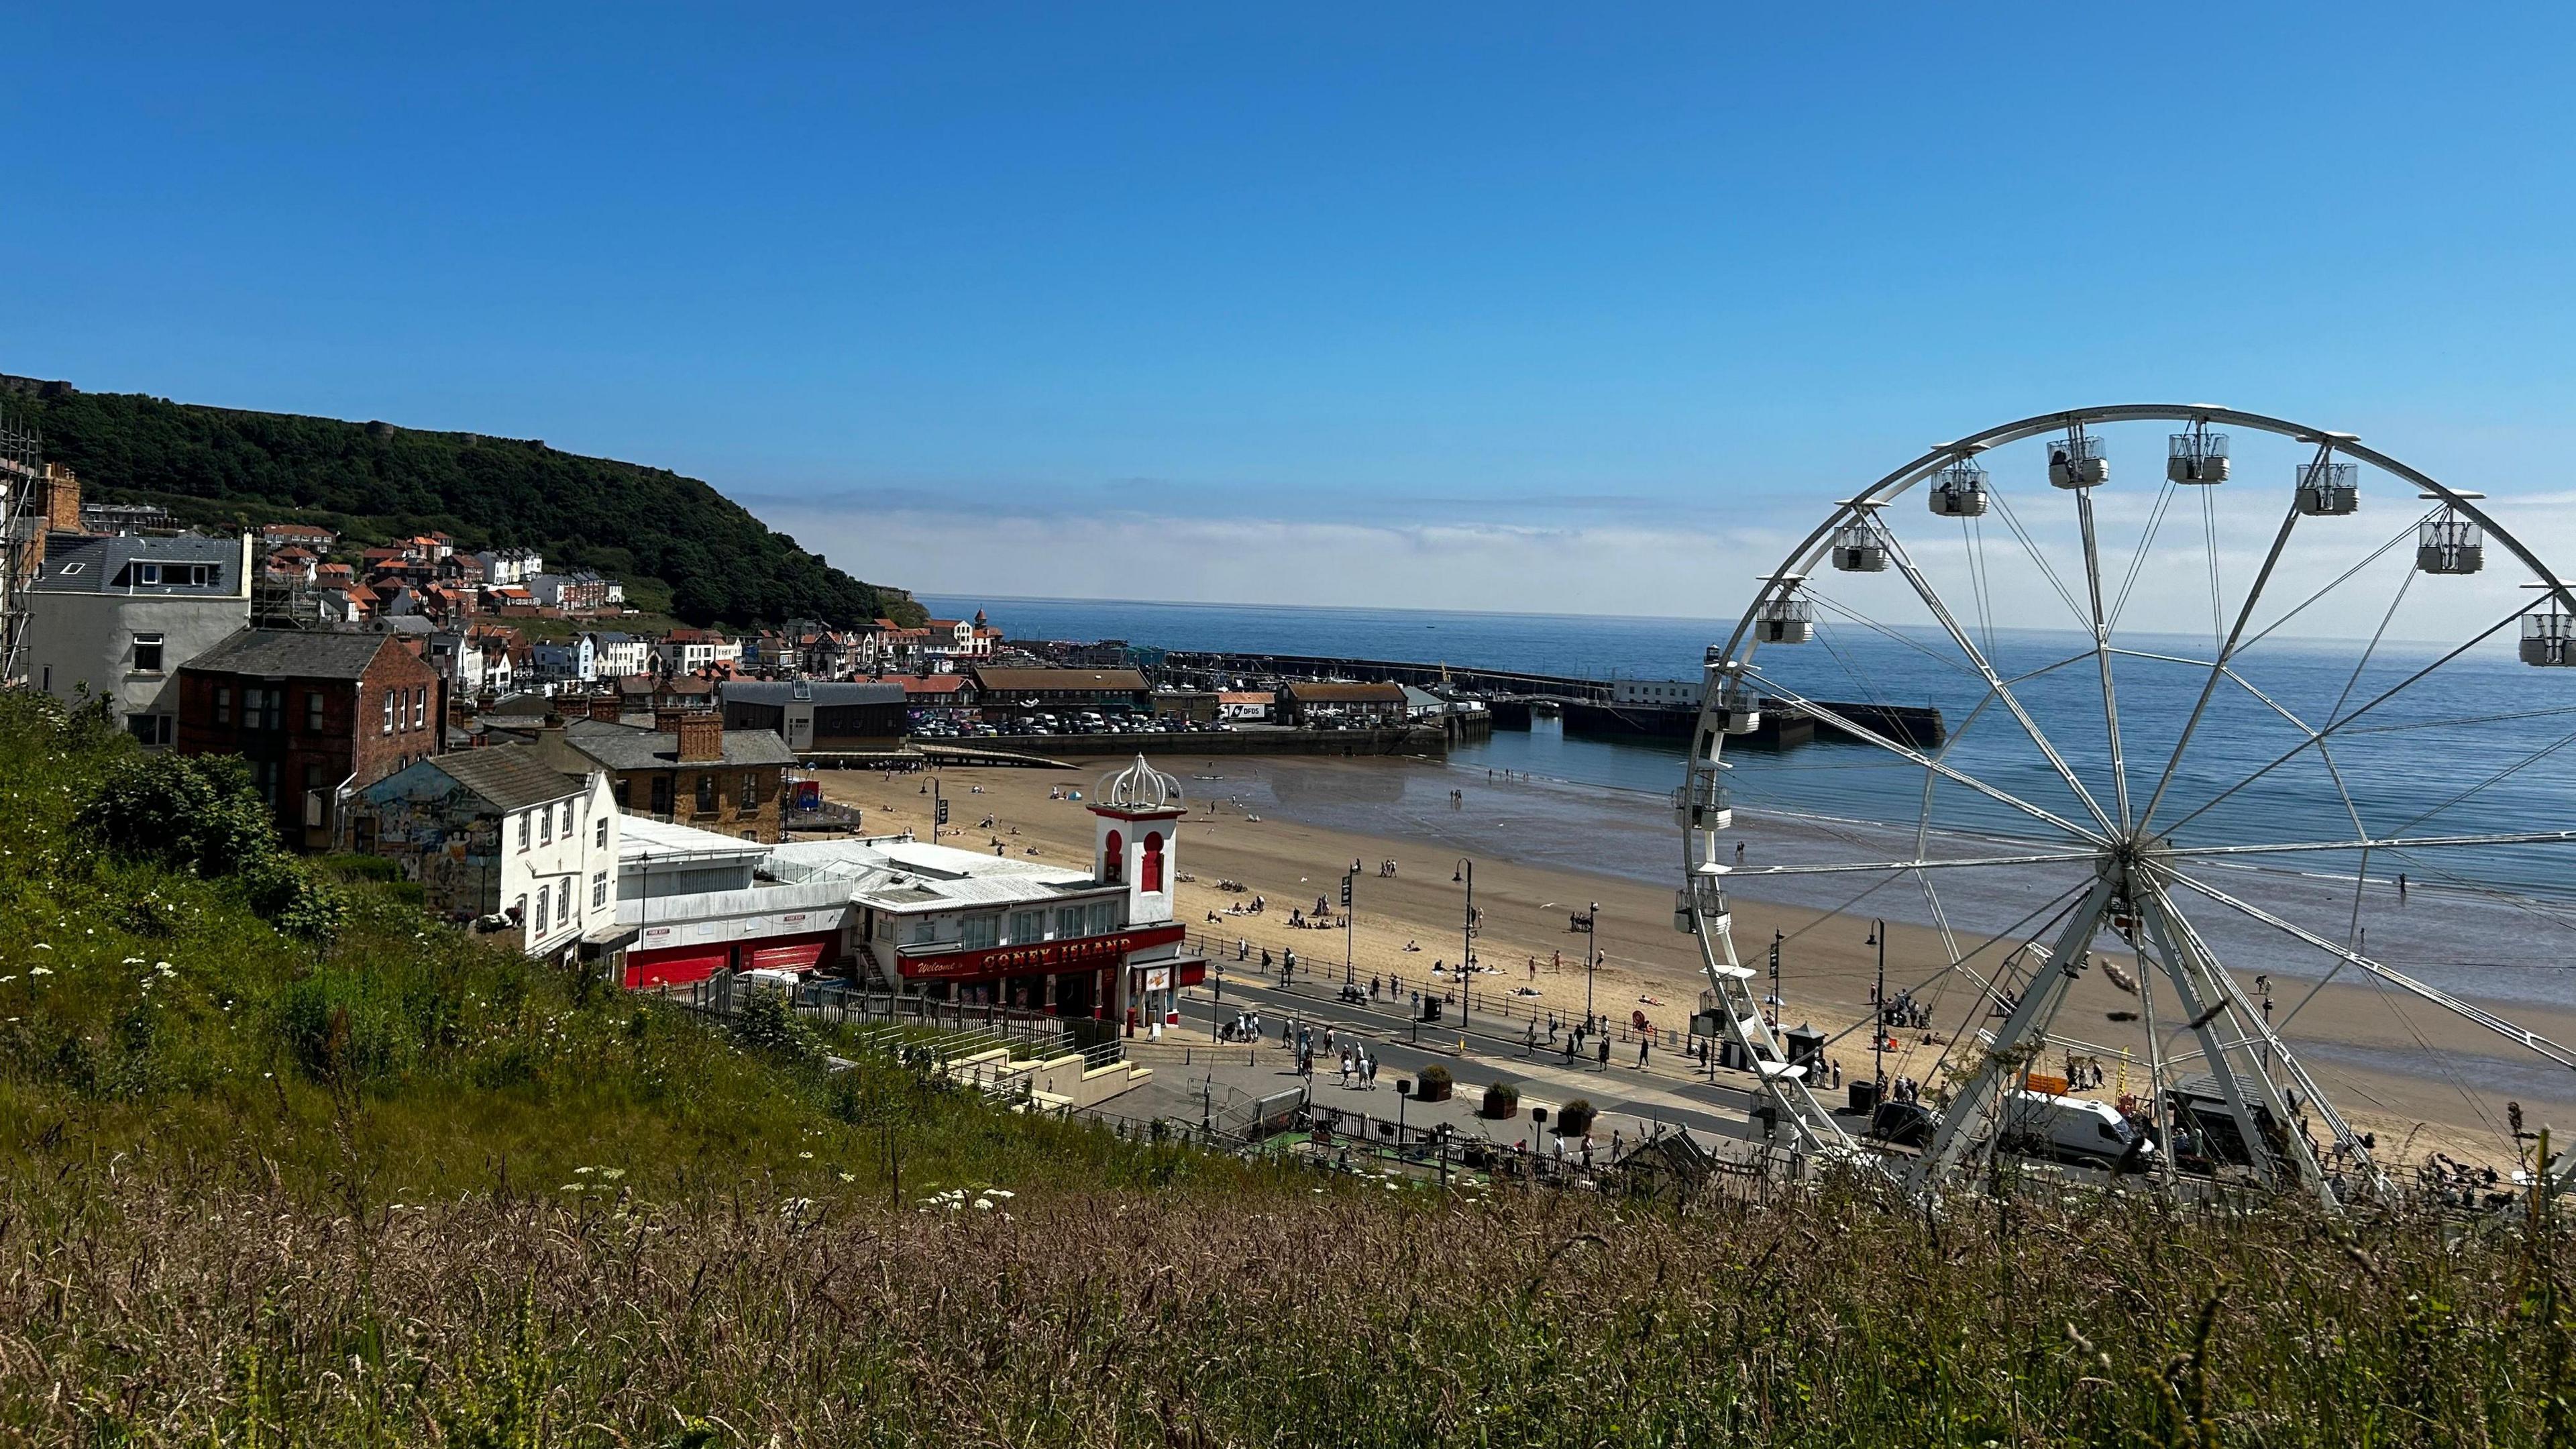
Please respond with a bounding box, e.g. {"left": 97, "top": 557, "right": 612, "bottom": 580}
{"left": 926, "top": 594, "right": 2576, "bottom": 904}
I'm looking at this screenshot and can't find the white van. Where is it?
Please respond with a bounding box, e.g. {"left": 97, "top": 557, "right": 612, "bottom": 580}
{"left": 739, "top": 967, "right": 806, "bottom": 997}
{"left": 1998, "top": 1091, "right": 2153, "bottom": 1172}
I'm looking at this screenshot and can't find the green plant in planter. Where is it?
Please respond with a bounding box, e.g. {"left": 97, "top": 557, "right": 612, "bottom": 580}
{"left": 1556, "top": 1097, "right": 1597, "bottom": 1137}
{"left": 1415, "top": 1063, "right": 1453, "bottom": 1102}
{"left": 1482, "top": 1080, "right": 1521, "bottom": 1118}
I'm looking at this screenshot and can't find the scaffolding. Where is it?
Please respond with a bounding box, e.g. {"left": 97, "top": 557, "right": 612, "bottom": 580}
{"left": 0, "top": 407, "right": 41, "bottom": 687}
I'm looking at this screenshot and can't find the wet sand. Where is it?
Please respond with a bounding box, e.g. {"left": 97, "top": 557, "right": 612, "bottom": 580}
{"left": 817, "top": 755, "right": 2576, "bottom": 1170}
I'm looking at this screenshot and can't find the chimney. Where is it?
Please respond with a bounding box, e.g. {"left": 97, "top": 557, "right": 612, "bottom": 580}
{"left": 675, "top": 713, "right": 723, "bottom": 763}
{"left": 44, "top": 464, "right": 81, "bottom": 533}
{"left": 653, "top": 706, "right": 686, "bottom": 736}
{"left": 587, "top": 693, "right": 622, "bottom": 722}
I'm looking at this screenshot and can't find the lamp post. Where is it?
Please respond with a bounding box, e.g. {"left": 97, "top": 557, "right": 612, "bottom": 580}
{"left": 1582, "top": 902, "right": 1600, "bottom": 1027}
{"left": 1866, "top": 919, "right": 1886, "bottom": 1093}
{"left": 1452, "top": 858, "right": 1475, "bottom": 1032}
{"left": 1344, "top": 857, "right": 1359, "bottom": 987}
{"left": 1211, "top": 955, "right": 1223, "bottom": 1043}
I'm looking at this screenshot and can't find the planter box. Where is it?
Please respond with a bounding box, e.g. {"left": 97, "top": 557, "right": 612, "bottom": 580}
{"left": 1414, "top": 1077, "right": 1452, "bottom": 1104}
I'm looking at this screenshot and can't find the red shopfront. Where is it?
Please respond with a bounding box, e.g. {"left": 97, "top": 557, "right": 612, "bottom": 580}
{"left": 896, "top": 923, "right": 1195, "bottom": 1018}
{"left": 625, "top": 917, "right": 844, "bottom": 989}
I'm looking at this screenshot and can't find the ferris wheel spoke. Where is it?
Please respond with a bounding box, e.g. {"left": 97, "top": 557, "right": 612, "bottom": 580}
{"left": 2157, "top": 606, "right": 2529, "bottom": 838}
{"left": 1738, "top": 667, "right": 2108, "bottom": 844}
{"left": 2137, "top": 496, "right": 2304, "bottom": 832}
{"left": 2385, "top": 723, "right": 2576, "bottom": 839}
{"left": 2232, "top": 508, "right": 2440, "bottom": 657}
{"left": 2069, "top": 477, "right": 2135, "bottom": 830}
{"left": 2159, "top": 830, "right": 2576, "bottom": 859}
{"left": 2148, "top": 862, "right": 2576, "bottom": 1073}
{"left": 1741, "top": 850, "right": 2103, "bottom": 877}
{"left": 1870, "top": 527, "right": 2118, "bottom": 835}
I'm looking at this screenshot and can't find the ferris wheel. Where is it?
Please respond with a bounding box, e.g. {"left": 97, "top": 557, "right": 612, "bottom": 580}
{"left": 1678, "top": 404, "right": 2576, "bottom": 1205}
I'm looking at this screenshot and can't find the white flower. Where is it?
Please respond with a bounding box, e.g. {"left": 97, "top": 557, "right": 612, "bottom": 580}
{"left": 32, "top": 943, "right": 49, "bottom": 951}
{"left": 983, "top": 1189, "right": 1014, "bottom": 1199}
{"left": 973, "top": 1198, "right": 996, "bottom": 1211}
{"left": 28, "top": 967, "right": 51, "bottom": 977}
{"left": 798, "top": 1151, "right": 814, "bottom": 1160}
{"left": 837, "top": 1172, "right": 855, "bottom": 1183}
{"left": 597, "top": 1167, "right": 626, "bottom": 1181}
{"left": 574, "top": 1166, "right": 595, "bottom": 1175}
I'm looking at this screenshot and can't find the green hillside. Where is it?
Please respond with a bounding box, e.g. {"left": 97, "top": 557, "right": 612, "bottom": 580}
{"left": 9, "top": 386, "right": 924, "bottom": 629}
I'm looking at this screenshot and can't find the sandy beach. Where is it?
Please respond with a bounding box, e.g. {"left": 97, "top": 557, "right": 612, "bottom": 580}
{"left": 818, "top": 755, "right": 2576, "bottom": 1170}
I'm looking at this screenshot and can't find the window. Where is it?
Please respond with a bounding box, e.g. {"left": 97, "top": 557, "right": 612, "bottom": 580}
{"left": 1103, "top": 830, "right": 1122, "bottom": 883}
{"left": 1141, "top": 832, "right": 1165, "bottom": 893}
{"left": 535, "top": 889, "right": 549, "bottom": 934}
{"left": 518, "top": 812, "right": 531, "bottom": 851}
{"left": 304, "top": 764, "right": 323, "bottom": 798}
{"left": 1088, "top": 900, "right": 1119, "bottom": 936}
{"left": 539, "top": 808, "right": 553, "bottom": 845}
{"left": 126, "top": 713, "right": 172, "bottom": 746}
{"left": 137, "top": 563, "right": 160, "bottom": 586}
{"left": 1009, "top": 909, "right": 1043, "bottom": 945}
{"left": 244, "top": 687, "right": 280, "bottom": 732}
{"left": 559, "top": 801, "right": 574, "bottom": 837}
{"left": 739, "top": 773, "right": 758, "bottom": 810}
{"left": 612, "top": 778, "right": 631, "bottom": 808}
{"left": 131, "top": 633, "right": 165, "bottom": 673}
{"left": 250, "top": 759, "right": 278, "bottom": 805}
{"left": 908, "top": 917, "right": 936, "bottom": 946}
{"left": 305, "top": 690, "right": 323, "bottom": 733}
{"left": 694, "top": 774, "right": 716, "bottom": 814}
{"left": 1054, "top": 906, "right": 1084, "bottom": 941}
{"left": 412, "top": 688, "right": 426, "bottom": 729}
{"left": 558, "top": 879, "right": 573, "bottom": 922}
{"left": 594, "top": 817, "right": 608, "bottom": 849}
{"left": 592, "top": 871, "right": 607, "bottom": 910}
{"left": 961, "top": 914, "right": 1000, "bottom": 950}
{"left": 215, "top": 686, "right": 233, "bottom": 727}
{"left": 649, "top": 777, "right": 672, "bottom": 814}
{"left": 382, "top": 689, "right": 394, "bottom": 735}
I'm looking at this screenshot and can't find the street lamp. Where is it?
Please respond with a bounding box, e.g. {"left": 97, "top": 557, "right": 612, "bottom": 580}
{"left": 1866, "top": 919, "right": 1886, "bottom": 1093}
{"left": 1344, "top": 857, "right": 1360, "bottom": 987}
{"left": 1582, "top": 901, "right": 1600, "bottom": 1026}
{"left": 1452, "top": 859, "right": 1475, "bottom": 1032}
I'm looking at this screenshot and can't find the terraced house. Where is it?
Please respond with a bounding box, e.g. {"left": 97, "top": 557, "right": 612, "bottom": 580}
{"left": 519, "top": 711, "right": 796, "bottom": 843}
{"left": 176, "top": 629, "right": 448, "bottom": 849}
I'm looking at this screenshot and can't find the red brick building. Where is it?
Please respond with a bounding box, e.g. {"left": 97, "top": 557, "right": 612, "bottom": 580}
{"left": 177, "top": 629, "right": 449, "bottom": 850}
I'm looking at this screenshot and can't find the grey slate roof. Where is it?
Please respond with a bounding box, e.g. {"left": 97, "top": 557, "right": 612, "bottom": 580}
{"left": 720, "top": 680, "right": 906, "bottom": 707}
{"left": 427, "top": 745, "right": 586, "bottom": 812}
{"left": 186, "top": 629, "right": 392, "bottom": 680}
{"left": 33, "top": 533, "right": 241, "bottom": 595}
{"left": 561, "top": 717, "right": 798, "bottom": 771}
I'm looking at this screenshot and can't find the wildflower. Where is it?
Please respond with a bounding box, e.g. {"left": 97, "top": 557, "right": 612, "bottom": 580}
{"left": 32, "top": 943, "right": 49, "bottom": 951}
{"left": 28, "top": 967, "right": 51, "bottom": 977}
{"left": 837, "top": 1172, "right": 855, "bottom": 1183}
{"left": 575, "top": 1166, "right": 596, "bottom": 1175}
{"left": 798, "top": 1150, "right": 814, "bottom": 1160}
{"left": 597, "top": 1167, "right": 626, "bottom": 1181}
{"left": 973, "top": 1197, "right": 996, "bottom": 1211}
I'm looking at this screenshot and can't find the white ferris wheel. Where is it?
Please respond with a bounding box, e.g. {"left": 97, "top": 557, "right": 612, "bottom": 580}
{"left": 1678, "top": 404, "right": 2576, "bottom": 1205}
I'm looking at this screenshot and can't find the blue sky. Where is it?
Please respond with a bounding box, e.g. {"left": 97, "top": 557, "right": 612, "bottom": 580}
{"left": 9, "top": 4, "right": 2576, "bottom": 615}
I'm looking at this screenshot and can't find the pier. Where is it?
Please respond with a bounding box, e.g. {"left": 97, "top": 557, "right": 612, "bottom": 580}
{"left": 1156, "top": 651, "right": 1943, "bottom": 749}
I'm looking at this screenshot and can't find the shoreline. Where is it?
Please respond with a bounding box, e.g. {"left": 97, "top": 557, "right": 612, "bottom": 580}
{"left": 816, "top": 755, "right": 2576, "bottom": 1171}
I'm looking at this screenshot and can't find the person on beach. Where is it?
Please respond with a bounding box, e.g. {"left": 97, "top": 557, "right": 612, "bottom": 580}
{"left": 2398, "top": 873, "right": 2408, "bottom": 904}
{"left": 1735, "top": 840, "right": 1745, "bottom": 866}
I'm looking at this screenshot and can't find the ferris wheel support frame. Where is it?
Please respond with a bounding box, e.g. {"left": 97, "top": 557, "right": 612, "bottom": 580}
{"left": 1684, "top": 402, "right": 2576, "bottom": 1206}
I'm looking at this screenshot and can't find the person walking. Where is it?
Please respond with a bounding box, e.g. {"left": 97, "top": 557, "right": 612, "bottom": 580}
{"left": 1597, "top": 1037, "right": 1611, "bottom": 1071}
{"left": 1638, "top": 1038, "right": 1652, "bottom": 1069}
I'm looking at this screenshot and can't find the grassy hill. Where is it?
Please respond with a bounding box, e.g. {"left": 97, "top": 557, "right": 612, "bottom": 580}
{"left": 0, "top": 690, "right": 2569, "bottom": 1444}
{"left": 8, "top": 386, "right": 924, "bottom": 630}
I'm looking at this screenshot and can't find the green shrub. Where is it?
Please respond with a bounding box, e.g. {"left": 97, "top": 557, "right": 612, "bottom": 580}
{"left": 76, "top": 753, "right": 274, "bottom": 877}
{"left": 1414, "top": 1063, "right": 1452, "bottom": 1102}
{"left": 1555, "top": 1097, "right": 1597, "bottom": 1136}
{"left": 1481, "top": 1080, "right": 1520, "bottom": 1118}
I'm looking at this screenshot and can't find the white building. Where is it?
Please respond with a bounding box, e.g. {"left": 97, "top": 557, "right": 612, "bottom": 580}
{"left": 24, "top": 532, "right": 254, "bottom": 747}
{"left": 474, "top": 547, "right": 544, "bottom": 587}
{"left": 588, "top": 631, "right": 649, "bottom": 679}
{"left": 1613, "top": 678, "right": 1703, "bottom": 708}
{"left": 354, "top": 746, "right": 622, "bottom": 961}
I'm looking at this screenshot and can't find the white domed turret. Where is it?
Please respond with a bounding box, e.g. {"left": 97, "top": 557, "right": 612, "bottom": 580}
{"left": 1097, "top": 755, "right": 1183, "bottom": 812}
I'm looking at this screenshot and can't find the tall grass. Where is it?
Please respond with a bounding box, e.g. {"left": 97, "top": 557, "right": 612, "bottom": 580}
{"left": 0, "top": 1160, "right": 2568, "bottom": 1445}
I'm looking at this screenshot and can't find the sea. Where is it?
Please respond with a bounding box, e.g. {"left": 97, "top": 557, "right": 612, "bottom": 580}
{"left": 924, "top": 594, "right": 2576, "bottom": 1027}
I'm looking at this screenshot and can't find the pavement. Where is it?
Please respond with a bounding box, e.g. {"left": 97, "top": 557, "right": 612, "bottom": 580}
{"left": 1104, "top": 973, "right": 1806, "bottom": 1155}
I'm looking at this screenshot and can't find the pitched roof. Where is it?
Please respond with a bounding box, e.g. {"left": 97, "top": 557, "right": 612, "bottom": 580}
{"left": 970, "top": 667, "right": 1150, "bottom": 693}
{"left": 722, "top": 680, "right": 907, "bottom": 707}
{"left": 1285, "top": 681, "right": 1409, "bottom": 704}
{"left": 32, "top": 533, "right": 244, "bottom": 596}
{"left": 898, "top": 674, "right": 974, "bottom": 696}
{"left": 423, "top": 744, "right": 586, "bottom": 812}
{"left": 186, "top": 629, "right": 394, "bottom": 680}
{"left": 561, "top": 718, "right": 798, "bottom": 771}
